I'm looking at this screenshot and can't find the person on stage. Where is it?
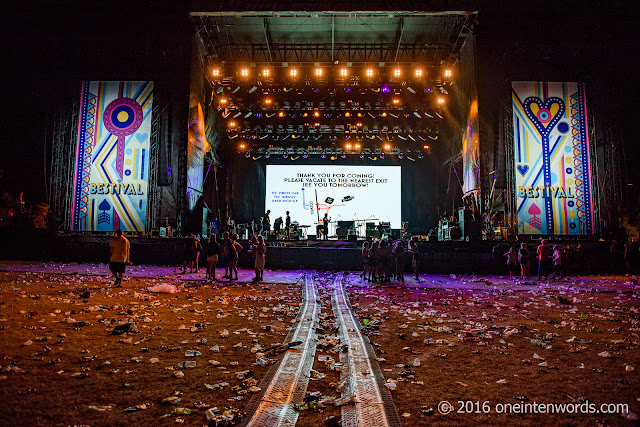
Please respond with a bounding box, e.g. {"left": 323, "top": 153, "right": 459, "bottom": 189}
{"left": 322, "top": 213, "right": 330, "bottom": 240}
{"left": 273, "top": 216, "right": 283, "bottom": 237}
{"left": 285, "top": 211, "right": 291, "bottom": 238}
{"left": 263, "top": 210, "right": 271, "bottom": 235}
{"left": 109, "top": 229, "right": 130, "bottom": 287}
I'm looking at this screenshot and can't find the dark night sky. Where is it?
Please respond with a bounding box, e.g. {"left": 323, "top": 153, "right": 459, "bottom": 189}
{"left": 2, "top": 1, "right": 638, "bottom": 206}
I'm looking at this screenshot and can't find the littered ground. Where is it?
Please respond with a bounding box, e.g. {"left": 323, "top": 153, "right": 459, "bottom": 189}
{"left": 0, "top": 261, "right": 639, "bottom": 426}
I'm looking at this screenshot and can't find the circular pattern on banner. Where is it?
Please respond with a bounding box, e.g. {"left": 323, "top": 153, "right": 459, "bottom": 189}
{"left": 565, "top": 146, "right": 572, "bottom": 153}
{"left": 566, "top": 168, "right": 573, "bottom": 174}
{"left": 567, "top": 178, "right": 574, "bottom": 185}
{"left": 126, "top": 148, "right": 133, "bottom": 155}
{"left": 569, "top": 223, "right": 576, "bottom": 229}
{"left": 103, "top": 97, "right": 143, "bottom": 137}
{"left": 537, "top": 109, "right": 551, "bottom": 123}
{"left": 549, "top": 172, "right": 558, "bottom": 185}
{"left": 557, "top": 122, "right": 569, "bottom": 133}
{"left": 565, "top": 157, "right": 572, "bottom": 163}
{"left": 125, "top": 170, "right": 132, "bottom": 176}
{"left": 125, "top": 159, "right": 132, "bottom": 166}
{"left": 568, "top": 201, "right": 575, "bottom": 207}
{"left": 568, "top": 211, "right": 576, "bottom": 218}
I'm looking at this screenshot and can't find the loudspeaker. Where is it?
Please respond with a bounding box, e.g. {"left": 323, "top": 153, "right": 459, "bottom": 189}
{"left": 348, "top": 234, "right": 357, "bottom": 242}
{"left": 336, "top": 228, "right": 348, "bottom": 238}
{"left": 307, "top": 234, "right": 316, "bottom": 241}
{"left": 390, "top": 229, "right": 400, "bottom": 239}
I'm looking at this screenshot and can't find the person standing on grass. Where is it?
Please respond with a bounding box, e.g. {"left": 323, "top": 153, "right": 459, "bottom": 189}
{"left": 551, "top": 244, "right": 563, "bottom": 279}
{"left": 361, "top": 241, "right": 370, "bottom": 280}
{"left": 394, "top": 239, "right": 406, "bottom": 281}
{"left": 252, "top": 234, "right": 266, "bottom": 281}
{"left": 227, "top": 233, "right": 243, "bottom": 280}
{"left": 408, "top": 237, "right": 420, "bottom": 280}
{"left": 109, "top": 229, "right": 130, "bottom": 287}
{"left": 206, "top": 234, "right": 220, "bottom": 281}
{"left": 537, "top": 239, "right": 552, "bottom": 280}
{"left": 518, "top": 243, "right": 530, "bottom": 279}
{"left": 503, "top": 246, "right": 519, "bottom": 279}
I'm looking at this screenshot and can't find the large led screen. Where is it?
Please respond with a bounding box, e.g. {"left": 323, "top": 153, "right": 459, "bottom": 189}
{"left": 512, "top": 82, "right": 594, "bottom": 235}
{"left": 265, "top": 165, "right": 402, "bottom": 232}
{"left": 71, "top": 81, "right": 153, "bottom": 232}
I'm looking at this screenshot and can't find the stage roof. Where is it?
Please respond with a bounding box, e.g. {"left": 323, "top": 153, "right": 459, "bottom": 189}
{"left": 190, "top": 11, "right": 477, "bottom": 64}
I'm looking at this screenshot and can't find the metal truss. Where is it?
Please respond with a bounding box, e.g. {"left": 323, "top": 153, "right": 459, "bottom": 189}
{"left": 49, "top": 97, "right": 79, "bottom": 232}
{"left": 503, "top": 103, "right": 516, "bottom": 238}
{"left": 146, "top": 90, "right": 161, "bottom": 233}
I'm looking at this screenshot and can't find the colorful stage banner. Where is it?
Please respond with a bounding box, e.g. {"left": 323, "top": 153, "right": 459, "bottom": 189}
{"left": 512, "top": 82, "right": 593, "bottom": 235}
{"left": 71, "top": 81, "right": 154, "bottom": 232}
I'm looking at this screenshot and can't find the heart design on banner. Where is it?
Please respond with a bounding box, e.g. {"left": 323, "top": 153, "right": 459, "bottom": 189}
{"left": 136, "top": 133, "right": 148, "bottom": 143}
{"left": 522, "top": 97, "right": 565, "bottom": 137}
{"left": 517, "top": 164, "right": 529, "bottom": 176}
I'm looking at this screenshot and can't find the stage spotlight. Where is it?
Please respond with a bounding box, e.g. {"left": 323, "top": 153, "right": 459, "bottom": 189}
{"left": 340, "top": 68, "right": 348, "bottom": 77}
{"left": 415, "top": 68, "right": 423, "bottom": 78}
{"left": 262, "top": 68, "right": 270, "bottom": 77}
{"left": 398, "top": 153, "right": 403, "bottom": 159}
{"left": 240, "top": 68, "right": 249, "bottom": 77}
{"left": 392, "top": 98, "right": 400, "bottom": 104}
{"left": 381, "top": 112, "right": 387, "bottom": 117}
{"left": 314, "top": 122, "right": 320, "bottom": 127}
{"left": 289, "top": 68, "right": 298, "bottom": 77}
{"left": 444, "top": 69, "right": 452, "bottom": 78}
{"left": 303, "top": 153, "right": 308, "bottom": 158}
{"left": 219, "top": 98, "right": 227, "bottom": 104}
{"left": 380, "top": 153, "right": 385, "bottom": 159}
{"left": 314, "top": 111, "right": 320, "bottom": 117}
{"left": 229, "top": 121, "right": 236, "bottom": 127}
{"left": 384, "top": 144, "right": 391, "bottom": 151}
{"left": 356, "top": 122, "right": 362, "bottom": 127}
{"left": 264, "top": 98, "right": 272, "bottom": 104}
{"left": 393, "top": 68, "right": 402, "bottom": 78}
{"left": 365, "top": 68, "right": 374, "bottom": 78}
{"left": 341, "top": 154, "right": 346, "bottom": 158}
{"left": 437, "top": 97, "right": 446, "bottom": 104}
{"left": 330, "top": 156, "right": 335, "bottom": 160}
{"left": 321, "top": 154, "right": 326, "bottom": 158}
{"left": 345, "top": 112, "right": 350, "bottom": 118}
{"left": 355, "top": 143, "right": 361, "bottom": 149}
{"left": 346, "top": 143, "right": 352, "bottom": 149}
{"left": 424, "top": 145, "right": 430, "bottom": 149}
{"left": 239, "top": 143, "right": 246, "bottom": 149}
{"left": 212, "top": 68, "right": 221, "bottom": 77}
{"left": 278, "top": 111, "right": 285, "bottom": 117}
{"left": 315, "top": 68, "right": 323, "bottom": 77}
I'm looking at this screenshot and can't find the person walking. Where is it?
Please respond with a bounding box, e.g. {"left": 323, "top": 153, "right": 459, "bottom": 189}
{"left": 109, "top": 229, "right": 130, "bottom": 287}
{"left": 206, "top": 234, "right": 220, "bottom": 281}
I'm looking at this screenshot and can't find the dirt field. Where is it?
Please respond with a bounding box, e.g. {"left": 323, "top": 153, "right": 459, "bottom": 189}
{"left": 0, "top": 265, "right": 638, "bottom": 426}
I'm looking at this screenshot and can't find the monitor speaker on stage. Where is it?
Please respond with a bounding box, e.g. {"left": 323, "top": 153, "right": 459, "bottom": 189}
{"left": 348, "top": 234, "right": 357, "bottom": 242}
{"left": 336, "top": 228, "right": 348, "bottom": 239}
{"left": 390, "top": 229, "right": 400, "bottom": 239}
{"left": 307, "top": 234, "right": 316, "bottom": 241}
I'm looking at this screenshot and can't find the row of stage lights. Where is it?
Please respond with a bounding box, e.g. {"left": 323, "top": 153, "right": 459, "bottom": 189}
{"left": 212, "top": 66, "right": 453, "bottom": 81}
{"left": 241, "top": 147, "right": 428, "bottom": 161}
{"left": 236, "top": 142, "right": 431, "bottom": 151}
